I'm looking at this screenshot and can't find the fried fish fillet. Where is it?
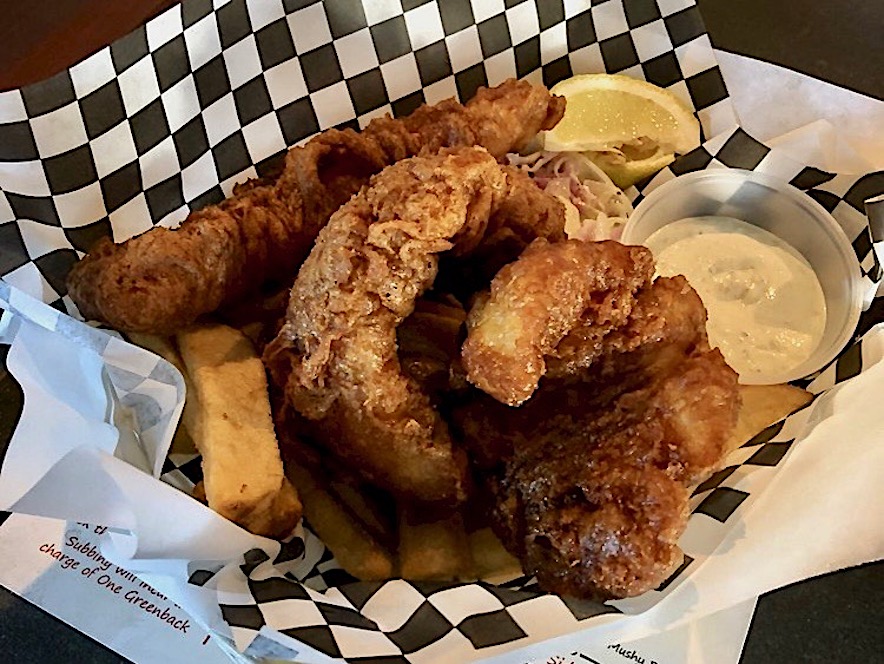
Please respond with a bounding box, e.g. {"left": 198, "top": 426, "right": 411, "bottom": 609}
{"left": 264, "top": 147, "right": 566, "bottom": 507}
{"left": 67, "top": 79, "right": 565, "bottom": 335}
{"left": 462, "top": 239, "right": 654, "bottom": 406}
{"left": 455, "top": 266, "right": 740, "bottom": 599}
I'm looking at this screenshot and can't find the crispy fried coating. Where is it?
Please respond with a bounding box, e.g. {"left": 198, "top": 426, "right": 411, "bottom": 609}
{"left": 548, "top": 273, "right": 709, "bottom": 383}
{"left": 67, "top": 79, "right": 565, "bottom": 334}
{"left": 453, "top": 275, "right": 740, "bottom": 599}
{"left": 68, "top": 179, "right": 304, "bottom": 335}
{"left": 398, "top": 295, "right": 467, "bottom": 403}
{"left": 389, "top": 80, "right": 565, "bottom": 161}
{"left": 264, "top": 148, "right": 566, "bottom": 506}
{"left": 462, "top": 239, "right": 654, "bottom": 406}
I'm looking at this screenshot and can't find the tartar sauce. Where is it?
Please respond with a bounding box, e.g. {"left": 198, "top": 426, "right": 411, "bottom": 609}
{"left": 645, "top": 216, "right": 826, "bottom": 381}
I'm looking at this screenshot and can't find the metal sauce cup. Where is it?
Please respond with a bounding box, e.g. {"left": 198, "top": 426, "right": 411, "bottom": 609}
{"left": 621, "top": 169, "right": 863, "bottom": 384}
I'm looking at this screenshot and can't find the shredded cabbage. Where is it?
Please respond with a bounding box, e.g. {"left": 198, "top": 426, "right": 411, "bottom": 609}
{"left": 507, "top": 151, "right": 632, "bottom": 241}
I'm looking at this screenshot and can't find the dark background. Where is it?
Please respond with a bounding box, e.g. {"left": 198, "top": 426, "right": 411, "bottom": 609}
{"left": 699, "top": 0, "right": 883, "bottom": 100}
{"left": 1, "top": 0, "right": 882, "bottom": 99}
{"left": 0, "top": 0, "right": 881, "bottom": 662}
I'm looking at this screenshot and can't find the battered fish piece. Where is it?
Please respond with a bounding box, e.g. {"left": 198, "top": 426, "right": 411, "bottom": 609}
{"left": 264, "top": 148, "right": 566, "bottom": 506}
{"left": 397, "top": 295, "right": 467, "bottom": 403}
{"left": 454, "top": 275, "right": 740, "bottom": 599}
{"left": 548, "top": 275, "right": 710, "bottom": 389}
{"left": 67, "top": 79, "right": 565, "bottom": 334}
{"left": 462, "top": 239, "right": 654, "bottom": 406}
{"left": 434, "top": 166, "right": 572, "bottom": 302}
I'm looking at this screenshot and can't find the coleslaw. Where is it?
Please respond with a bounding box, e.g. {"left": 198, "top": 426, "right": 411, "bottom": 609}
{"left": 508, "top": 151, "right": 633, "bottom": 241}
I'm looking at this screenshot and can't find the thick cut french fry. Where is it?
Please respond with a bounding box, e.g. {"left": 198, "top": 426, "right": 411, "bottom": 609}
{"left": 397, "top": 505, "right": 474, "bottom": 580}
{"left": 726, "top": 384, "right": 813, "bottom": 453}
{"left": 327, "top": 478, "right": 396, "bottom": 547}
{"left": 287, "top": 464, "right": 395, "bottom": 581}
{"left": 176, "top": 323, "right": 301, "bottom": 539}
{"left": 467, "top": 527, "right": 522, "bottom": 580}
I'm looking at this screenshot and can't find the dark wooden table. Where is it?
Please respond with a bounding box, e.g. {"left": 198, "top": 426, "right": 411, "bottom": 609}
{"left": 0, "top": 1, "right": 881, "bottom": 662}
{"left": 2, "top": 0, "right": 881, "bottom": 99}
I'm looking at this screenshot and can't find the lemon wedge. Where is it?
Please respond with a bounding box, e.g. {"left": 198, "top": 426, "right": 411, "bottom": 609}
{"left": 586, "top": 148, "right": 676, "bottom": 189}
{"left": 542, "top": 74, "right": 701, "bottom": 155}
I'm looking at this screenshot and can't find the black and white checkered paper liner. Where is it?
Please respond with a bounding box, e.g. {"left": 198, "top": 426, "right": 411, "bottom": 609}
{"left": 1, "top": 0, "right": 883, "bottom": 661}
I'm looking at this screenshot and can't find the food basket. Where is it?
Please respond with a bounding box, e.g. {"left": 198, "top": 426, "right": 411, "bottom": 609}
{"left": 0, "top": 1, "right": 882, "bottom": 661}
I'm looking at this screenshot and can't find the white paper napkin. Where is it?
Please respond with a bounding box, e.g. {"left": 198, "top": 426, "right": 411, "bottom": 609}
{"left": 716, "top": 51, "right": 884, "bottom": 172}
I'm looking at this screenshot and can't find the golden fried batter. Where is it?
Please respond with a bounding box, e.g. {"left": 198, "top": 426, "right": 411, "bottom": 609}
{"left": 462, "top": 239, "right": 654, "bottom": 406}
{"left": 67, "top": 79, "right": 565, "bottom": 334}
{"left": 454, "top": 271, "right": 740, "bottom": 599}
{"left": 264, "top": 148, "right": 566, "bottom": 506}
